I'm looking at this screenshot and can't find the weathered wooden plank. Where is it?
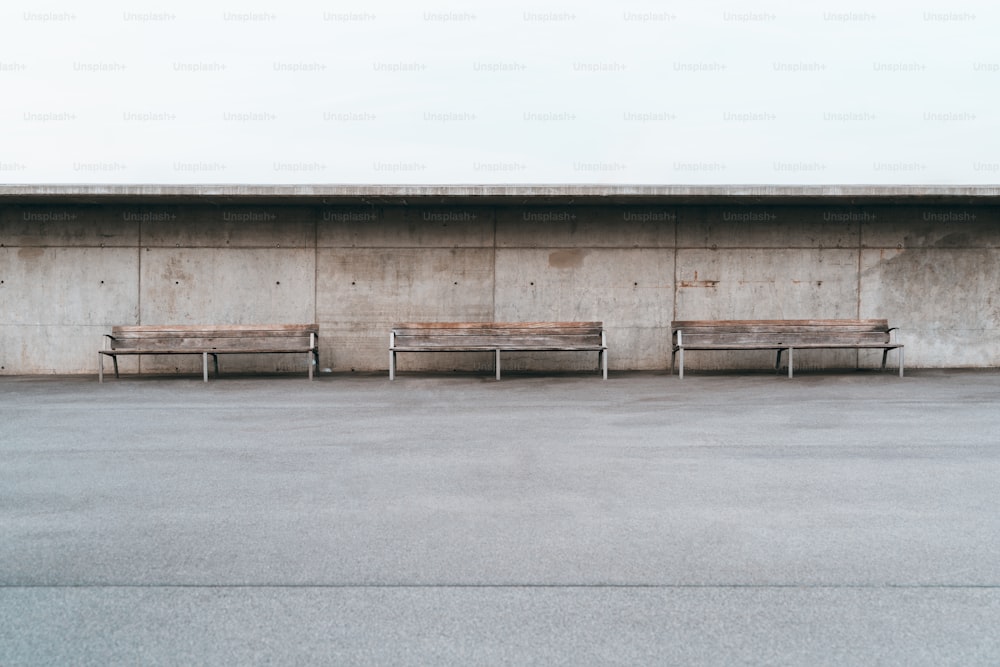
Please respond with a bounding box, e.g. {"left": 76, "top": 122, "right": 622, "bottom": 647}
{"left": 674, "top": 325, "right": 887, "bottom": 334}
{"left": 672, "top": 319, "right": 888, "bottom": 328}
{"left": 113, "top": 324, "right": 318, "bottom": 333}
{"left": 399, "top": 346, "right": 605, "bottom": 352}
{"left": 394, "top": 327, "right": 603, "bottom": 336}
{"left": 679, "top": 344, "right": 901, "bottom": 350}
{"left": 679, "top": 333, "right": 890, "bottom": 345}
{"left": 393, "top": 322, "right": 601, "bottom": 330}
{"left": 102, "top": 348, "right": 315, "bottom": 355}
{"left": 112, "top": 327, "right": 317, "bottom": 339}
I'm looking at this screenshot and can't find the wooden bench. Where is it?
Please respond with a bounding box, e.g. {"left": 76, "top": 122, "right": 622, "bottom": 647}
{"left": 99, "top": 324, "right": 319, "bottom": 382}
{"left": 670, "top": 319, "right": 903, "bottom": 378}
{"left": 389, "top": 322, "right": 607, "bottom": 380}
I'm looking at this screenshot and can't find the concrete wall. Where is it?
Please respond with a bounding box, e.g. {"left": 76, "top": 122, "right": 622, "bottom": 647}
{"left": 1, "top": 200, "right": 998, "bottom": 375}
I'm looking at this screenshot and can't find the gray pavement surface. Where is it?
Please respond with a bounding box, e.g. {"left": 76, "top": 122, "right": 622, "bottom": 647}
{"left": 2, "top": 369, "right": 999, "bottom": 665}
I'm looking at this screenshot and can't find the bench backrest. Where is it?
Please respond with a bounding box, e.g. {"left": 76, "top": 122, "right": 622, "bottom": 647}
{"left": 392, "top": 322, "right": 604, "bottom": 349}
{"left": 108, "top": 324, "right": 318, "bottom": 351}
{"left": 671, "top": 319, "right": 893, "bottom": 346}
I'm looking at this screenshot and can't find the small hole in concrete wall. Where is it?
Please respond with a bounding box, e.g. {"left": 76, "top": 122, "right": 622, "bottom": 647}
{"left": 100, "top": 280, "right": 105, "bottom": 284}
{"left": 351, "top": 281, "right": 356, "bottom": 285}
{"left": 634, "top": 282, "right": 638, "bottom": 286}
{"left": 275, "top": 281, "right": 280, "bottom": 285}
{"left": 175, "top": 281, "right": 179, "bottom": 285}
{"left": 529, "top": 281, "right": 534, "bottom": 286}
{"left": 453, "top": 281, "right": 458, "bottom": 285}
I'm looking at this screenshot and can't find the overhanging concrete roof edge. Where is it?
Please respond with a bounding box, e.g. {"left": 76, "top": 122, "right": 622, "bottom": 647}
{"left": 1, "top": 184, "right": 999, "bottom": 205}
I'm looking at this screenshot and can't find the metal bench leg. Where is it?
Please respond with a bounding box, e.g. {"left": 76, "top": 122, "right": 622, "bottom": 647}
{"left": 309, "top": 333, "right": 317, "bottom": 380}
{"left": 98, "top": 353, "right": 104, "bottom": 383}
{"left": 495, "top": 349, "right": 501, "bottom": 381}
{"left": 881, "top": 349, "right": 889, "bottom": 369}
{"left": 203, "top": 352, "right": 209, "bottom": 383}
{"left": 788, "top": 347, "right": 793, "bottom": 379}
{"left": 389, "top": 350, "right": 395, "bottom": 380}
{"left": 679, "top": 348, "right": 684, "bottom": 379}
{"left": 899, "top": 348, "right": 904, "bottom": 378}
{"left": 602, "top": 349, "right": 607, "bottom": 380}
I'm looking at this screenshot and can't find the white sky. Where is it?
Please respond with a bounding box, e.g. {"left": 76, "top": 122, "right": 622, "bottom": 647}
{"left": 1, "top": 0, "right": 998, "bottom": 184}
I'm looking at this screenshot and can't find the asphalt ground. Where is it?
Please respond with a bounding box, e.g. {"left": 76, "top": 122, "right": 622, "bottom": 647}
{"left": 2, "top": 369, "right": 999, "bottom": 665}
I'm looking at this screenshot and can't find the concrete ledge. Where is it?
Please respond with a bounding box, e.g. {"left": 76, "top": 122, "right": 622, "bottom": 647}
{"left": 3, "top": 183, "right": 1000, "bottom": 205}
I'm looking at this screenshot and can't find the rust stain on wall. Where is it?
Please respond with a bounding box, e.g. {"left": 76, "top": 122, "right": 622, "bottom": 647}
{"left": 679, "top": 269, "right": 718, "bottom": 288}
{"left": 548, "top": 249, "right": 586, "bottom": 269}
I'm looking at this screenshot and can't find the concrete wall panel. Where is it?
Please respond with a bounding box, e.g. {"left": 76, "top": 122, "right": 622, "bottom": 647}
{"left": 0, "top": 206, "right": 138, "bottom": 247}
{"left": 494, "top": 248, "right": 674, "bottom": 369}
{"left": 675, "top": 249, "right": 858, "bottom": 320}
{"left": 497, "top": 207, "right": 675, "bottom": 248}
{"left": 140, "top": 249, "right": 315, "bottom": 324}
{"left": 0, "top": 247, "right": 139, "bottom": 373}
{"left": 318, "top": 207, "right": 494, "bottom": 248}
{"left": 0, "top": 247, "right": 139, "bottom": 326}
{"left": 141, "top": 207, "right": 315, "bottom": 248}
{"left": 317, "top": 248, "right": 495, "bottom": 371}
{"left": 860, "top": 248, "right": 1000, "bottom": 367}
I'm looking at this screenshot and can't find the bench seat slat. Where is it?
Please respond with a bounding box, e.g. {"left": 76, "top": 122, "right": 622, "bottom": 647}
{"left": 394, "top": 335, "right": 604, "bottom": 348}
{"left": 679, "top": 333, "right": 892, "bottom": 346}
{"left": 394, "top": 321, "right": 601, "bottom": 329}
{"left": 112, "top": 324, "right": 316, "bottom": 332}
{"left": 398, "top": 346, "right": 606, "bottom": 352}
{"left": 111, "top": 331, "right": 315, "bottom": 339}
{"left": 672, "top": 319, "right": 888, "bottom": 328}
{"left": 101, "top": 348, "right": 314, "bottom": 355}
{"left": 393, "top": 330, "right": 604, "bottom": 338}
{"left": 108, "top": 338, "right": 315, "bottom": 351}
